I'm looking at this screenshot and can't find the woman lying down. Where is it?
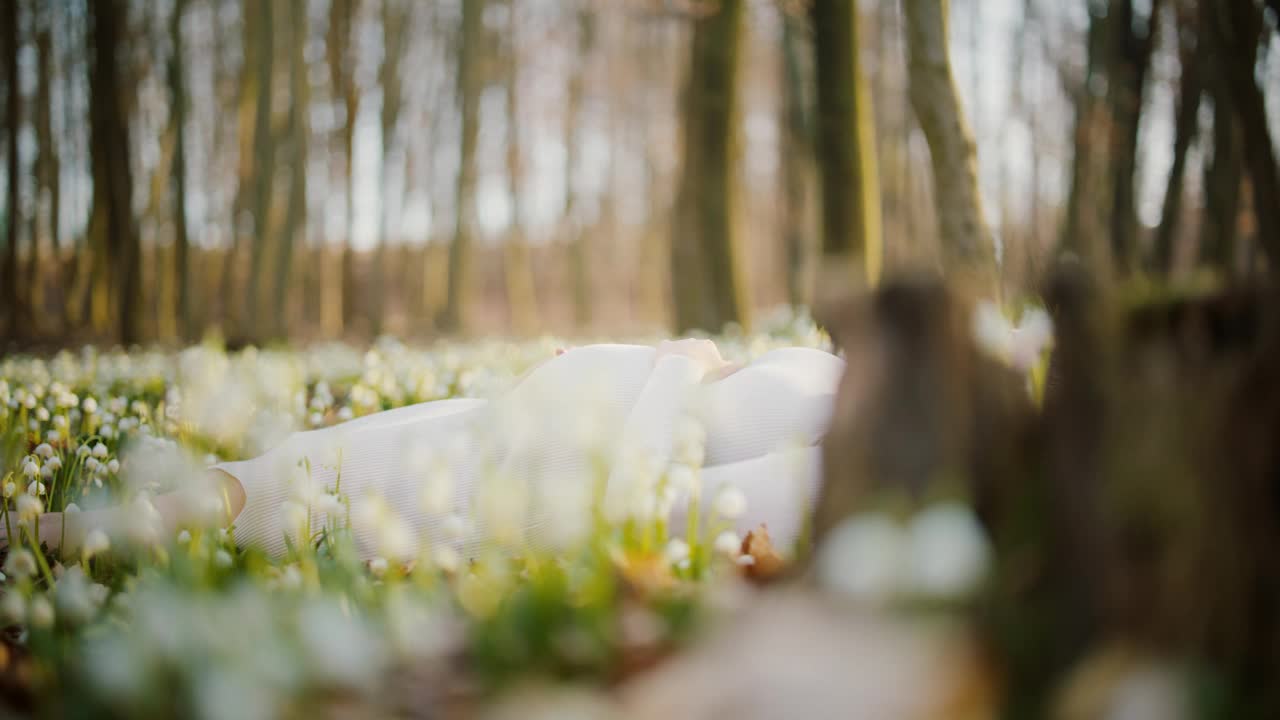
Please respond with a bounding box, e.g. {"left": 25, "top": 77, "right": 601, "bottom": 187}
{"left": 18, "top": 339, "right": 844, "bottom": 562}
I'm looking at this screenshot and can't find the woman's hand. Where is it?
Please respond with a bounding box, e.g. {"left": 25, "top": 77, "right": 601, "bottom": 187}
{"left": 655, "top": 338, "right": 734, "bottom": 378}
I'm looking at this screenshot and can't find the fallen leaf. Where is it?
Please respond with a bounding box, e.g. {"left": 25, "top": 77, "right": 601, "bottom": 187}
{"left": 739, "top": 525, "right": 786, "bottom": 583}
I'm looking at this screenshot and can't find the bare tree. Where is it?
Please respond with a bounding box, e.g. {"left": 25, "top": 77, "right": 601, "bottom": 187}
{"left": 564, "top": 6, "right": 594, "bottom": 329}
{"left": 503, "top": 0, "right": 539, "bottom": 335}
{"left": 244, "top": 0, "right": 278, "bottom": 339}
{"left": 32, "top": 4, "right": 60, "bottom": 329}
{"left": 1151, "top": 0, "right": 1200, "bottom": 275}
{"left": 440, "top": 0, "right": 484, "bottom": 333}
{"left": 902, "top": 0, "right": 995, "bottom": 294}
{"left": 274, "top": 0, "right": 311, "bottom": 339}
{"left": 88, "top": 0, "right": 140, "bottom": 343}
{"left": 811, "top": 0, "right": 882, "bottom": 295}
{"left": 2, "top": 0, "right": 21, "bottom": 336}
{"left": 168, "top": 0, "right": 193, "bottom": 340}
{"left": 671, "top": 0, "right": 749, "bottom": 333}
{"left": 371, "top": 0, "right": 410, "bottom": 336}
{"left": 779, "top": 4, "right": 814, "bottom": 307}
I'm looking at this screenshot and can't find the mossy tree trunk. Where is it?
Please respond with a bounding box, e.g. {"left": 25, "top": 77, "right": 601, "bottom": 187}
{"left": 902, "top": 0, "right": 995, "bottom": 296}
{"left": 671, "top": 0, "right": 749, "bottom": 334}
{"left": 440, "top": 0, "right": 484, "bottom": 333}
{"left": 811, "top": 0, "right": 882, "bottom": 294}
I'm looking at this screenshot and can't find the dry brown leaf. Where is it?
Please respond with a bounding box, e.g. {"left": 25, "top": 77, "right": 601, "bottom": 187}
{"left": 739, "top": 524, "right": 786, "bottom": 583}
{"left": 613, "top": 550, "right": 677, "bottom": 597}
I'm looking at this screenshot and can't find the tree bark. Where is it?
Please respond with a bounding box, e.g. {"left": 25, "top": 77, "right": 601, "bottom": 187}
{"left": 1105, "top": 0, "right": 1163, "bottom": 275}
{"left": 1199, "top": 86, "right": 1243, "bottom": 273}
{"left": 502, "top": 0, "right": 539, "bottom": 336}
{"left": 1151, "top": 0, "right": 1200, "bottom": 276}
{"left": 565, "top": 7, "right": 594, "bottom": 329}
{"left": 779, "top": 6, "right": 814, "bottom": 307}
{"left": 811, "top": 0, "right": 881, "bottom": 292}
{"left": 1060, "top": 4, "right": 1111, "bottom": 274}
{"left": 2, "top": 0, "right": 22, "bottom": 336}
{"left": 671, "top": 0, "right": 749, "bottom": 334}
{"left": 244, "top": 0, "right": 277, "bottom": 340}
{"left": 440, "top": 0, "right": 483, "bottom": 333}
{"left": 89, "top": 0, "right": 140, "bottom": 344}
{"left": 902, "top": 0, "right": 996, "bottom": 295}
{"left": 169, "top": 0, "right": 193, "bottom": 341}
{"left": 274, "top": 0, "right": 310, "bottom": 340}
{"left": 1208, "top": 0, "right": 1280, "bottom": 271}
{"left": 371, "top": 0, "right": 409, "bottom": 337}
{"left": 32, "top": 8, "right": 60, "bottom": 328}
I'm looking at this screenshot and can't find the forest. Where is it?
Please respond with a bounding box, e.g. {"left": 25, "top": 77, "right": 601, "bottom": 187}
{"left": 1, "top": 0, "right": 1280, "bottom": 718}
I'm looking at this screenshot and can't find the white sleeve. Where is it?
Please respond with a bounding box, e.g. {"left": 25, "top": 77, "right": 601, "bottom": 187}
{"left": 615, "top": 354, "right": 705, "bottom": 467}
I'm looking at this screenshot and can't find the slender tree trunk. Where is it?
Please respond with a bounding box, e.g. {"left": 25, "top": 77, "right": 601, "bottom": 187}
{"left": 274, "top": 0, "right": 309, "bottom": 340}
{"left": 565, "top": 7, "right": 593, "bottom": 329}
{"left": 1060, "top": 4, "right": 1110, "bottom": 273}
{"left": 440, "top": 0, "right": 483, "bottom": 333}
{"left": 1105, "top": 0, "right": 1163, "bottom": 276}
{"left": 503, "top": 0, "right": 539, "bottom": 336}
{"left": 32, "top": 9, "right": 60, "bottom": 329}
{"left": 244, "top": 0, "right": 277, "bottom": 340}
{"left": 811, "top": 0, "right": 882, "bottom": 293}
{"left": 1152, "top": 0, "right": 1200, "bottom": 276}
{"left": 89, "top": 0, "right": 140, "bottom": 344}
{"left": 223, "top": 3, "right": 260, "bottom": 334}
{"left": 326, "top": 0, "right": 360, "bottom": 335}
{"left": 2, "top": 0, "right": 22, "bottom": 336}
{"left": 168, "top": 0, "right": 192, "bottom": 341}
{"left": 902, "top": 0, "right": 995, "bottom": 295}
{"left": 372, "top": 0, "right": 408, "bottom": 337}
{"left": 780, "top": 6, "right": 814, "bottom": 307}
{"left": 1208, "top": 0, "right": 1280, "bottom": 270}
{"left": 671, "top": 0, "right": 749, "bottom": 334}
{"left": 1200, "top": 86, "right": 1243, "bottom": 273}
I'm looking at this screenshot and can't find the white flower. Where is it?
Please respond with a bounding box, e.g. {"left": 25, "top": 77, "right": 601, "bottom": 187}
{"left": 0, "top": 592, "right": 25, "bottom": 624}
{"left": 4, "top": 549, "right": 37, "bottom": 579}
{"left": 214, "top": 550, "right": 233, "bottom": 569}
{"left": 82, "top": 397, "right": 98, "bottom": 414}
{"left": 22, "top": 459, "right": 39, "bottom": 478}
{"left": 442, "top": 514, "right": 469, "bottom": 541}
{"left": 666, "top": 463, "right": 698, "bottom": 495}
{"left": 712, "top": 486, "right": 747, "bottom": 520}
{"left": 92, "top": 442, "right": 108, "bottom": 459}
{"left": 433, "top": 546, "right": 461, "bottom": 573}
{"left": 40, "top": 464, "right": 53, "bottom": 479}
{"left": 314, "top": 492, "right": 343, "bottom": 517}
{"left": 82, "top": 529, "right": 111, "bottom": 558}
{"left": 2, "top": 482, "right": 13, "bottom": 498}
{"left": 368, "top": 557, "right": 389, "bottom": 577}
{"left": 85, "top": 458, "right": 99, "bottom": 472}
{"left": 106, "top": 459, "right": 120, "bottom": 474}
{"left": 714, "top": 530, "right": 741, "bottom": 557}
{"left": 279, "top": 501, "right": 309, "bottom": 542}
{"left": 29, "top": 595, "right": 54, "bottom": 628}
{"left": 177, "top": 530, "right": 192, "bottom": 544}
{"left": 45, "top": 455, "right": 61, "bottom": 470}
{"left": 77, "top": 444, "right": 91, "bottom": 458}
{"left": 65, "top": 503, "right": 81, "bottom": 514}
{"left": 17, "top": 494, "right": 44, "bottom": 522}
{"left": 35, "top": 406, "right": 50, "bottom": 422}
{"left": 665, "top": 538, "right": 691, "bottom": 564}
{"left": 337, "top": 406, "right": 354, "bottom": 421}
{"left": 100, "top": 424, "right": 117, "bottom": 440}
{"left": 816, "top": 513, "right": 906, "bottom": 604}
{"left": 905, "top": 503, "right": 991, "bottom": 598}
{"left": 34, "top": 443, "right": 53, "bottom": 458}
{"left": 55, "top": 565, "right": 99, "bottom": 624}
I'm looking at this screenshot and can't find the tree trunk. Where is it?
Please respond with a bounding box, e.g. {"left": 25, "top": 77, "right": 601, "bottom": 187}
{"left": 780, "top": 6, "right": 814, "bottom": 307}
{"left": 811, "top": 0, "right": 881, "bottom": 293}
{"left": 371, "top": 0, "right": 408, "bottom": 337}
{"left": 89, "top": 0, "right": 140, "bottom": 344}
{"left": 245, "top": 0, "right": 277, "bottom": 340}
{"left": 902, "top": 0, "right": 995, "bottom": 295}
{"left": 326, "top": 0, "right": 360, "bottom": 335}
{"left": 1208, "top": 0, "right": 1280, "bottom": 271}
{"left": 2, "top": 0, "right": 22, "bottom": 336}
{"left": 671, "top": 0, "right": 749, "bottom": 334}
{"left": 1060, "top": 4, "right": 1111, "bottom": 274}
{"left": 1199, "top": 86, "right": 1243, "bottom": 273}
{"left": 32, "top": 8, "right": 60, "bottom": 329}
{"left": 273, "top": 0, "right": 309, "bottom": 340}
{"left": 168, "top": 0, "right": 192, "bottom": 341}
{"left": 440, "top": 0, "right": 483, "bottom": 333}
{"left": 502, "top": 0, "right": 539, "bottom": 336}
{"left": 1105, "top": 0, "right": 1162, "bottom": 276}
{"left": 223, "top": 2, "right": 261, "bottom": 335}
{"left": 564, "top": 7, "right": 593, "bottom": 329}
{"left": 1151, "top": 0, "right": 1200, "bottom": 276}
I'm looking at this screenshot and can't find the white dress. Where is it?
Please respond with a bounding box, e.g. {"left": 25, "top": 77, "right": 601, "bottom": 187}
{"left": 218, "top": 344, "right": 844, "bottom": 559}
